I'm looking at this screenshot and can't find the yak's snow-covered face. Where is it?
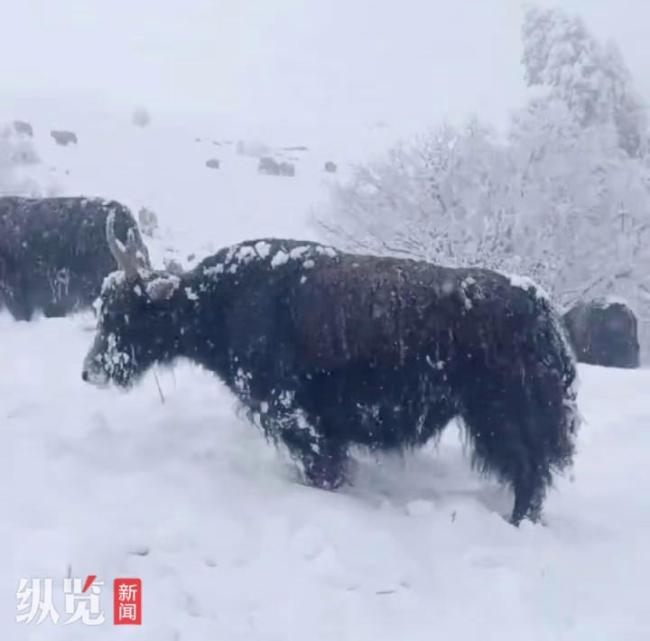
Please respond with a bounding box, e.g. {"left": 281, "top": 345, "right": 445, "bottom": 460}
{"left": 82, "top": 271, "right": 180, "bottom": 388}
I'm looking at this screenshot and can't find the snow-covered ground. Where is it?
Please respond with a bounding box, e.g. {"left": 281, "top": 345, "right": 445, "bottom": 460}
{"left": 3, "top": 111, "right": 650, "bottom": 640}
{"left": 4, "top": 310, "right": 650, "bottom": 640}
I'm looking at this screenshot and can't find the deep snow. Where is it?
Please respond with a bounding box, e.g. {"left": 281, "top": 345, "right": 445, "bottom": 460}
{"left": 4, "top": 312, "right": 650, "bottom": 640}
{"left": 2, "top": 111, "right": 650, "bottom": 640}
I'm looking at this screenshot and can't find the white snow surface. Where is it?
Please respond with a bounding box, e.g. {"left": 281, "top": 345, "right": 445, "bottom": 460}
{"left": 3, "top": 314, "right": 650, "bottom": 640}
{"left": 1, "top": 111, "right": 649, "bottom": 640}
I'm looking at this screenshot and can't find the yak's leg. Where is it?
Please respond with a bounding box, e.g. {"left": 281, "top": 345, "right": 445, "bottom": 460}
{"left": 460, "top": 373, "right": 551, "bottom": 526}
{"left": 300, "top": 438, "right": 349, "bottom": 490}
{"left": 262, "top": 406, "right": 350, "bottom": 490}
{"left": 4, "top": 290, "right": 33, "bottom": 321}
{"left": 283, "top": 429, "right": 349, "bottom": 490}
{"left": 464, "top": 407, "right": 547, "bottom": 525}
{"left": 511, "top": 471, "right": 544, "bottom": 525}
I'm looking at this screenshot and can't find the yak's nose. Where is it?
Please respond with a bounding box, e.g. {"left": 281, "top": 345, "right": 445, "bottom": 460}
{"left": 81, "top": 362, "right": 109, "bottom": 387}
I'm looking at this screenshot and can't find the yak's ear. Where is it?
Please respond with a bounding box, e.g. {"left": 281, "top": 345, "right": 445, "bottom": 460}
{"left": 145, "top": 275, "right": 180, "bottom": 301}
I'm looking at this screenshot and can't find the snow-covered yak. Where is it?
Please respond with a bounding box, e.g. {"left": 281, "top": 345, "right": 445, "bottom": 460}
{"left": 0, "top": 197, "right": 146, "bottom": 320}
{"left": 563, "top": 299, "right": 639, "bottom": 368}
{"left": 82, "top": 214, "right": 578, "bottom": 524}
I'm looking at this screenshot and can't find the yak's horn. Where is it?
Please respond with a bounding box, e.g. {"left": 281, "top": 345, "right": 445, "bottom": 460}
{"left": 106, "top": 211, "right": 151, "bottom": 278}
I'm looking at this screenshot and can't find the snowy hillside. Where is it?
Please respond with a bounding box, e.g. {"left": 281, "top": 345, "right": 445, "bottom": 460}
{"left": 2, "top": 110, "right": 650, "bottom": 640}
{"left": 0, "top": 101, "right": 410, "bottom": 267}
{"left": 3, "top": 108, "right": 323, "bottom": 257}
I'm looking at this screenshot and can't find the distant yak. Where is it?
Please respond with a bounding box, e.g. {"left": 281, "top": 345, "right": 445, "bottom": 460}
{"left": 50, "top": 130, "right": 78, "bottom": 146}
{"left": 0, "top": 197, "right": 146, "bottom": 320}
{"left": 13, "top": 120, "right": 34, "bottom": 137}
{"left": 258, "top": 156, "right": 295, "bottom": 177}
{"left": 83, "top": 217, "right": 578, "bottom": 524}
{"left": 563, "top": 299, "right": 639, "bottom": 368}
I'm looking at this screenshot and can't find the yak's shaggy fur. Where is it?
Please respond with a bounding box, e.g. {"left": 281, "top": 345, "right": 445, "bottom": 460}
{"left": 0, "top": 197, "right": 141, "bottom": 320}
{"left": 83, "top": 238, "right": 579, "bottom": 524}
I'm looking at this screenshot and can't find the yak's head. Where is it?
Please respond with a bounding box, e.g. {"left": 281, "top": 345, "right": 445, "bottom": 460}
{"left": 82, "top": 212, "right": 182, "bottom": 388}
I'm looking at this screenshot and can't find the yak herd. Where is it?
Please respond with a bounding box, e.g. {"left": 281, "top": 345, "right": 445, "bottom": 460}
{"left": 1, "top": 197, "right": 641, "bottom": 524}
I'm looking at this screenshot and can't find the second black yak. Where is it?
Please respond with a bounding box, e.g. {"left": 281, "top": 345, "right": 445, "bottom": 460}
{"left": 0, "top": 197, "right": 146, "bottom": 320}
{"left": 563, "top": 299, "right": 640, "bottom": 368}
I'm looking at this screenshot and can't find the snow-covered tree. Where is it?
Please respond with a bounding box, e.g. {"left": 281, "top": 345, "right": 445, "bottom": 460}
{"left": 522, "top": 5, "right": 647, "bottom": 157}
{"left": 0, "top": 124, "right": 39, "bottom": 196}
{"left": 510, "top": 97, "right": 650, "bottom": 303}
{"left": 318, "top": 5, "right": 650, "bottom": 356}
{"left": 516, "top": 6, "right": 650, "bottom": 347}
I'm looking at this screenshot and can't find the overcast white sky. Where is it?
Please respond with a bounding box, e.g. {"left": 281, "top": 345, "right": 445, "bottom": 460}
{"left": 1, "top": 0, "right": 649, "bottom": 140}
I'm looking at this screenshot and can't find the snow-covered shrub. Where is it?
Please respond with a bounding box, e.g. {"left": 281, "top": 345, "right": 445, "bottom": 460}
{"left": 236, "top": 140, "right": 271, "bottom": 158}
{"left": 318, "top": 120, "right": 518, "bottom": 268}
{"left": 132, "top": 107, "right": 151, "bottom": 128}
{"left": 137, "top": 207, "right": 159, "bottom": 238}
{"left": 0, "top": 124, "right": 39, "bottom": 196}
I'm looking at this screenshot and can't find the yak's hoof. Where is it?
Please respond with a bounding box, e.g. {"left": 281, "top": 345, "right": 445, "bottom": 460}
{"left": 304, "top": 462, "right": 347, "bottom": 491}
{"left": 509, "top": 509, "right": 543, "bottom": 527}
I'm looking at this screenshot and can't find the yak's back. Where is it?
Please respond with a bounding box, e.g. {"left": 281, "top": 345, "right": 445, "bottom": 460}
{"left": 0, "top": 197, "right": 134, "bottom": 262}
{"left": 195, "top": 238, "right": 560, "bottom": 372}
{"left": 291, "top": 253, "right": 537, "bottom": 369}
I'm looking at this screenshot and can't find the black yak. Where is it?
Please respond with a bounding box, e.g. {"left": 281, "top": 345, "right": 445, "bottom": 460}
{"left": 82, "top": 215, "right": 578, "bottom": 524}
{"left": 563, "top": 299, "right": 639, "bottom": 368}
{"left": 258, "top": 157, "right": 295, "bottom": 177}
{"left": 13, "top": 120, "right": 34, "bottom": 137}
{"left": 0, "top": 197, "right": 146, "bottom": 320}
{"left": 50, "top": 130, "right": 78, "bottom": 146}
